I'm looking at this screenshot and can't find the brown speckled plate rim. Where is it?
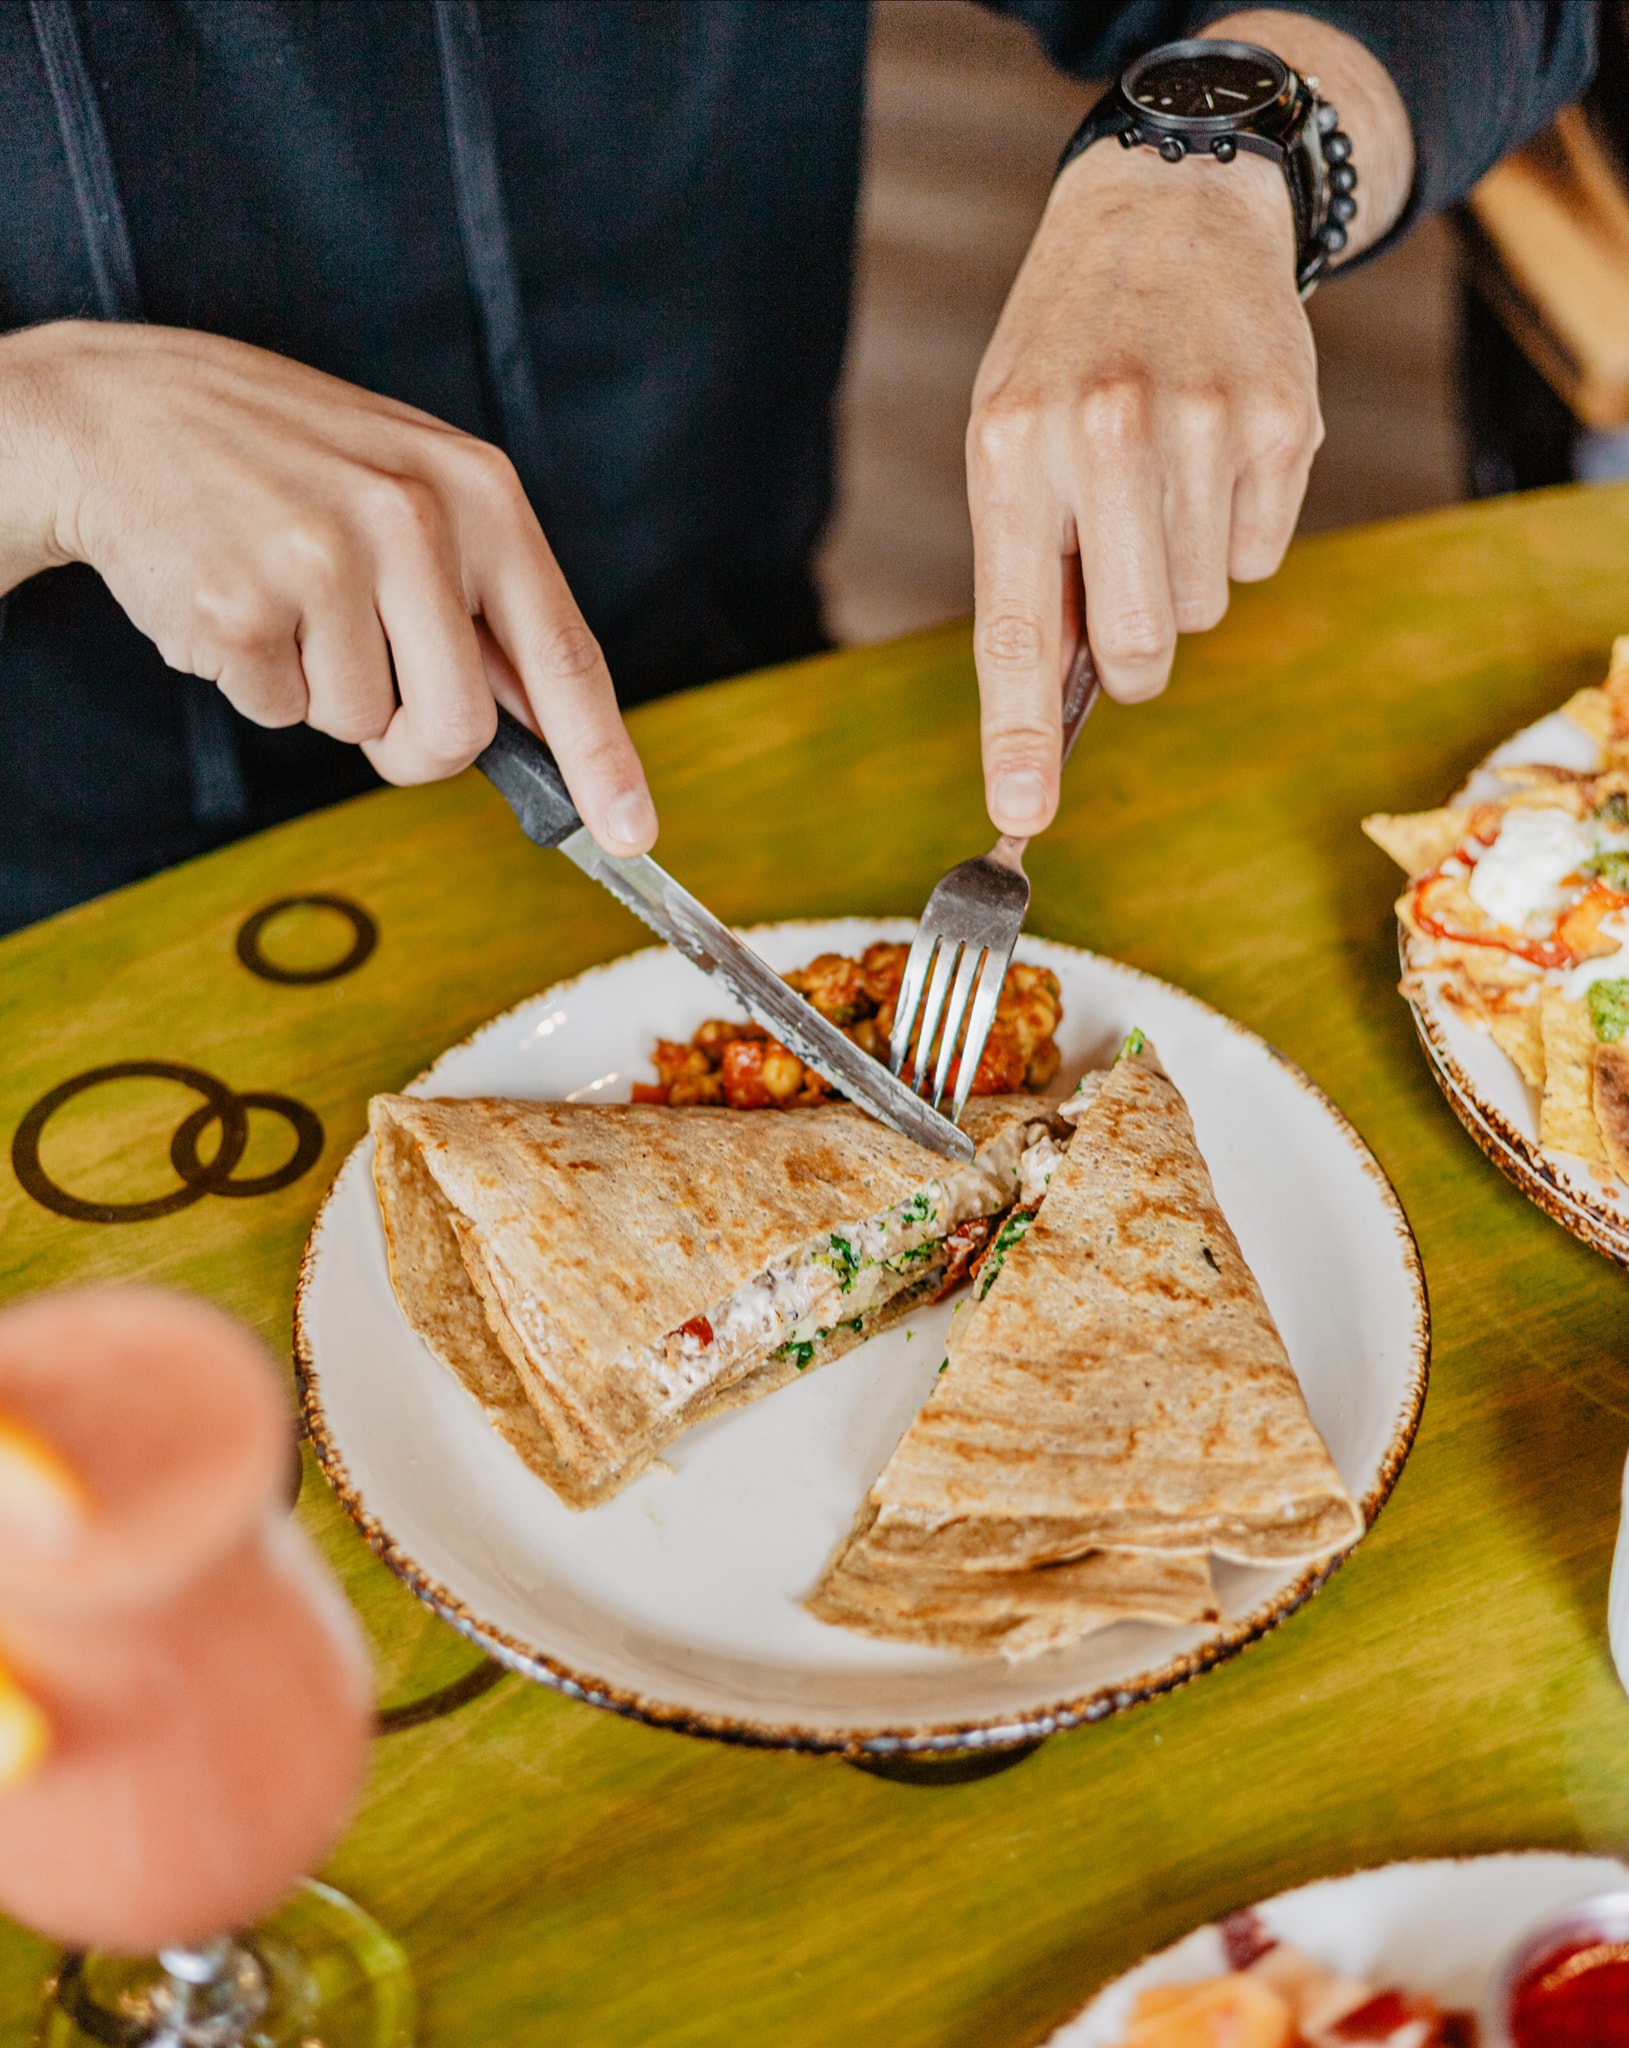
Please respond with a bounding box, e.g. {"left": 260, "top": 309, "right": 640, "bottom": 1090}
{"left": 1395, "top": 742, "right": 1629, "bottom": 1267}
{"left": 295, "top": 924, "right": 1430, "bottom": 1757}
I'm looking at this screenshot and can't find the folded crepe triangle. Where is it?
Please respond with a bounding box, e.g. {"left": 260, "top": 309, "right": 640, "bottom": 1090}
{"left": 369, "top": 1091, "right": 1058, "bottom": 1508}
{"left": 807, "top": 1035, "right": 1361, "bottom": 1658}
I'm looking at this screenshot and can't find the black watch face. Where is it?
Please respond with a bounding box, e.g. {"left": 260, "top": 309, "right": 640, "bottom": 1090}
{"left": 1124, "top": 44, "right": 1287, "bottom": 127}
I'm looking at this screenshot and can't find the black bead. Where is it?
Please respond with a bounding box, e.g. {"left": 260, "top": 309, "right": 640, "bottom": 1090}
{"left": 1324, "top": 131, "right": 1352, "bottom": 164}
{"left": 1316, "top": 103, "right": 1340, "bottom": 133}
{"left": 1211, "top": 136, "right": 1237, "bottom": 162}
{"left": 1321, "top": 222, "right": 1348, "bottom": 252}
{"left": 1328, "top": 193, "right": 1357, "bottom": 224}
{"left": 1330, "top": 163, "right": 1357, "bottom": 194}
{"left": 1159, "top": 137, "right": 1185, "bottom": 163}
{"left": 1119, "top": 127, "right": 1138, "bottom": 147}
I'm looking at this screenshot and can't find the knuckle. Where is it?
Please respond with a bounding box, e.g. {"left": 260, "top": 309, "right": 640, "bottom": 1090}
{"left": 975, "top": 610, "right": 1047, "bottom": 674}
{"left": 273, "top": 517, "right": 353, "bottom": 601}
{"left": 1078, "top": 375, "right": 1154, "bottom": 458}
{"left": 539, "top": 615, "right": 606, "bottom": 687}
{"left": 968, "top": 393, "right": 1043, "bottom": 476}
{"left": 1096, "top": 607, "right": 1174, "bottom": 668}
{"left": 418, "top": 694, "right": 498, "bottom": 767}
{"left": 455, "top": 436, "right": 527, "bottom": 509}
{"left": 193, "top": 581, "right": 286, "bottom": 661}
{"left": 1171, "top": 386, "right": 1230, "bottom": 452}
{"left": 312, "top": 698, "right": 392, "bottom": 745}
{"left": 1246, "top": 392, "right": 1321, "bottom": 471}
{"left": 362, "top": 470, "right": 444, "bottom": 547}
{"left": 982, "top": 715, "right": 1060, "bottom": 770}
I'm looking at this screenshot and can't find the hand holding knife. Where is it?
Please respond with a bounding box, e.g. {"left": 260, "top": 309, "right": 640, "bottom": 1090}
{"left": 476, "top": 711, "right": 978, "bottom": 1162}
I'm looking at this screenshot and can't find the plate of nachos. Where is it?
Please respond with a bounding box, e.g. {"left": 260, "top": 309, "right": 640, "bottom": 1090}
{"left": 1364, "top": 636, "right": 1629, "bottom": 1263}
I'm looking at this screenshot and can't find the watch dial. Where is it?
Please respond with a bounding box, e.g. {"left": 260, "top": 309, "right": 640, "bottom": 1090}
{"left": 1126, "top": 50, "right": 1285, "bottom": 123}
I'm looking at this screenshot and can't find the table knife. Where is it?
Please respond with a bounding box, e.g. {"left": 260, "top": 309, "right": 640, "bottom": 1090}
{"left": 476, "top": 709, "right": 976, "bottom": 1162}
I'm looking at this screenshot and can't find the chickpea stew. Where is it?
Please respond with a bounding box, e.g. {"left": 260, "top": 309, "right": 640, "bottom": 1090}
{"left": 632, "top": 941, "right": 1063, "bottom": 1111}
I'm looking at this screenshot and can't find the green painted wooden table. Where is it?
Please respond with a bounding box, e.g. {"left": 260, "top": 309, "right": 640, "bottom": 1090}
{"left": 3, "top": 481, "right": 1629, "bottom": 2046}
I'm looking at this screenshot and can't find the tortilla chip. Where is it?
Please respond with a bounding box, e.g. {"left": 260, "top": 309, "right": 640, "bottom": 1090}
{"left": 1593, "top": 1042, "right": 1629, "bottom": 1184}
{"left": 1361, "top": 809, "right": 1470, "bottom": 877}
{"left": 1561, "top": 687, "right": 1612, "bottom": 747}
{"left": 1539, "top": 988, "right": 1608, "bottom": 1163}
{"left": 1488, "top": 1003, "right": 1546, "bottom": 1089}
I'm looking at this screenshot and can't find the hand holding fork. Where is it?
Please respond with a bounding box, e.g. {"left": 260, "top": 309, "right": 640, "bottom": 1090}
{"left": 889, "top": 637, "right": 1101, "bottom": 1120}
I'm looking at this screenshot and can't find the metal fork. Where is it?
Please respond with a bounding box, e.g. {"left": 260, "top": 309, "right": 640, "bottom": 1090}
{"left": 889, "top": 637, "right": 1102, "bottom": 1120}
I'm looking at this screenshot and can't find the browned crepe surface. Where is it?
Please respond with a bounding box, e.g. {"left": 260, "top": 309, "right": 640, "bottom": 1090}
{"left": 371, "top": 1093, "right": 1038, "bottom": 1508}
{"left": 805, "top": 1516, "right": 1215, "bottom": 1659}
{"left": 811, "top": 1039, "right": 1361, "bottom": 1657}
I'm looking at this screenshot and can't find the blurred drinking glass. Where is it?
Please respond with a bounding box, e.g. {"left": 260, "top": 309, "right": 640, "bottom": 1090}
{"left": 0, "top": 1288, "right": 412, "bottom": 2046}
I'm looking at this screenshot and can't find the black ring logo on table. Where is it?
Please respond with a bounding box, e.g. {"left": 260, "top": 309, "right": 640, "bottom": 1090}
{"left": 235, "top": 893, "right": 377, "bottom": 985}
{"left": 12, "top": 1062, "right": 324, "bottom": 1224}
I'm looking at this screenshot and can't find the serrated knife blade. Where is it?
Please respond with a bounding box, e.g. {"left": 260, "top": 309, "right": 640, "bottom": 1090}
{"left": 476, "top": 709, "right": 975, "bottom": 1161}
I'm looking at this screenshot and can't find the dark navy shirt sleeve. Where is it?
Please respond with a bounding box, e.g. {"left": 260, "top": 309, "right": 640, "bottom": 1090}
{"left": 989, "top": 1, "right": 1597, "bottom": 234}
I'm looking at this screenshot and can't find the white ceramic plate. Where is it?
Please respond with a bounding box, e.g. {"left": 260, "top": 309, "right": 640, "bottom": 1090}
{"left": 1398, "top": 710, "right": 1629, "bottom": 1265}
{"left": 296, "top": 920, "right": 1427, "bottom": 1754}
{"left": 1047, "top": 1851, "right": 1629, "bottom": 2044}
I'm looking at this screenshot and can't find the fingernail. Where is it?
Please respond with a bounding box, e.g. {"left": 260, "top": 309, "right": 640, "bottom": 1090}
{"left": 0, "top": 1420, "right": 85, "bottom": 1555}
{"left": 604, "top": 790, "right": 657, "bottom": 851}
{"left": 992, "top": 772, "right": 1049, "bottom": 826}
{"left": 0, "top": 1665, "right": 49, "bottom": 1791}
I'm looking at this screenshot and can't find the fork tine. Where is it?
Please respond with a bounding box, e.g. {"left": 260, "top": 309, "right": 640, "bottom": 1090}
{"left": 929, "top": 943, "right": 982, "bottom": 1111}
{"left": 889, "top": 926, "right": 939, "bottom": 1076}
{"left": 909, "top": 940, "right": 960, "bottom": 1099}
{"left": 950, "top": 944, "right": 1013, "bottom": 1123}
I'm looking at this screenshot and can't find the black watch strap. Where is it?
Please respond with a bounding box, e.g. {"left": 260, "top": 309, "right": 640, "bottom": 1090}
{"left": 1056, "top": 46, "right": 1356, "bottom": 298}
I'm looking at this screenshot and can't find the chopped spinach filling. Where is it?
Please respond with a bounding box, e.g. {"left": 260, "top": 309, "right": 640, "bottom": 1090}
{"left": 1596, "top": 793, "right": 1629, "bottom": 829}
{"left": 825, "top": 1234, "right": 861, "bottom": 1291}
{"left": 774, "top": 1338, "right": 817, "bottom": 1371}
{"left": 1118, "top": 1027, "right": 1146, "bottom": 1061}
{"left": 1588, "top": 850, "right": 1629, "bottom": 893}
{"left": 884, "top": 1241, "right": 939, "bottom": 1274}
{"left": 1590, "top": 977, "right": 1629, "bottom": 1044}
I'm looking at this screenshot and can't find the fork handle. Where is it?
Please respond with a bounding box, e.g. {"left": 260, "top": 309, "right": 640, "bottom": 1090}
{"left": 1059, "top": 634, "right": 1101, "bottom": 766}
{"left": 990, "top": 637, "right": 1101, "bottom": 869}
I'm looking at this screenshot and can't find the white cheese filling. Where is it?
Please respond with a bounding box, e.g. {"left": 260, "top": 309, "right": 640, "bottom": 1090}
{"left": 630, "top": 1114, "right": 1066, "bottom": 1408}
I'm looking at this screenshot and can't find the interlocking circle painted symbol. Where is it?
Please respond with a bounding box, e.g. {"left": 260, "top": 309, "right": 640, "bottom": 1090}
{"left": 235, "top": 894, "right": 377, "bottom": 985}
{"left": 12, "top": 1061, "right": 325, "bottom": 1224}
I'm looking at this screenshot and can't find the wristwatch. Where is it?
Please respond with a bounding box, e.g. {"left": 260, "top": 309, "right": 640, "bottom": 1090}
{"left": 1056, "top": 38, "right": 1356, "bottom": 297}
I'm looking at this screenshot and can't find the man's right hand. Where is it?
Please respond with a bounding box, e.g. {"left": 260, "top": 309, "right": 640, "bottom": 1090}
{"left": 0, "top": 321, "right": 658, "bottom": 853}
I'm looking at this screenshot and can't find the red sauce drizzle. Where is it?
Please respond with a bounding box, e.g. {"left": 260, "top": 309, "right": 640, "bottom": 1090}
{"left": 675, "top": 1316, "right": 714, "bottom": 1347}
{"left": 1509, "top": 1936, "right": 1629, "bottom": 2048}
{"left": 1409, "top": 846, "right": 1629, "bottom": 973}
{"left": 1410, "top": 867, "right": 1574, "bottom": 971}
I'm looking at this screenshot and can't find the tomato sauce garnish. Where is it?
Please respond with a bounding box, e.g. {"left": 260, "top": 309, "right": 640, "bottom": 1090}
{"left": 1410, "top": 852, "right": 1629, "bottom": 973}
{"left": 1509, "top": 1936, "right": 1629, "bottom": 2047}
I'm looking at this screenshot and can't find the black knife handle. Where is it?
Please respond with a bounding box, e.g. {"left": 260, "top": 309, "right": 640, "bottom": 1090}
{"left": 475, "top": 706, "right": 584, "bottom": 849}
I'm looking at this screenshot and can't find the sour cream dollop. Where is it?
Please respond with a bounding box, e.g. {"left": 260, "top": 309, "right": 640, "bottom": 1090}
{"left": 1467, "top": 807, "right": 1592, "bottom": 930}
